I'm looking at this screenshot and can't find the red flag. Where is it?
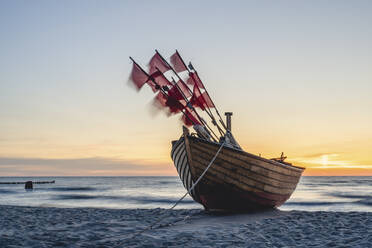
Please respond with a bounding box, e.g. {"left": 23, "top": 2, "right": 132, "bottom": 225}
{"left": 153, "top": 91, "right": 167, "bottom": 108}
{"left": 176, "top": 80, "right": 191, "bottom": 98}
{"left": 153, "top": 90, "right": 199, "bottom": 126}
{"left": 190, "top": 85, "right": 205, "bottom": 110}
{"left": 168, "top": 84, "right": 185, "bottom": 101}
{"left": 166, "top": 84, "right": 187, "bottom": 113}
{"left": 200, "top": 91, "right": 214, "bottom": 108}
{"left": 166, "top": 97, "right": 185, "bottom": 114}
{"left": 153, "top": 72, "right": 172, "bottom": 88}
{"left": 170, "top": 52, "right": 188, "bottom": 73}
{"left": 190, "top": 85, "right": 214, "bottom": 110}
{"left": 147, "top": 71, "right": 173, "bottom": 93}
{"left": 153, "top": 91, "right": 185, "bottom": 115}
{"left": 129, "top": 62, "right": 148, "bottom": 91}
{"left": 182, "top": 107, "right": 201, "bottom": 126}
{"left": 149, "top": 53, "right": 171, "bottom": 74}
{"left": 187, "top": 72, "right": 205, "bottom": 89}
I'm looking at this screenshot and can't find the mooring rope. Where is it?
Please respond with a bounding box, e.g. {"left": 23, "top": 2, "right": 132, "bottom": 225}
{"left": 122, "top": 139, "right": 226, "bottom": 242}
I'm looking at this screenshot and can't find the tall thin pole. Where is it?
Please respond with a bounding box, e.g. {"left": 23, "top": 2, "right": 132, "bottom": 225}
{"left": 169, "top": 77, "right": 219, "bottom": 141}
{"left": 188, "top": 62, "right": 227, "bottom": 130}
{"left": 174, "top": 50, "right": 225, "bottom": 135}
{"left": 155, "top": 50, "right": 224, "bottom": 137}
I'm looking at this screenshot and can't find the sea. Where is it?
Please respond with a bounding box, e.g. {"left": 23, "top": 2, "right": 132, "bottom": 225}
{"left": 0, "top": 176, "right": 371, "bottom": 212}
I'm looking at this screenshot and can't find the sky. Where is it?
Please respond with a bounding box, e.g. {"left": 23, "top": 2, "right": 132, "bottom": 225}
{"left": 0, "top": 1, "right": 371, "bottom": 176}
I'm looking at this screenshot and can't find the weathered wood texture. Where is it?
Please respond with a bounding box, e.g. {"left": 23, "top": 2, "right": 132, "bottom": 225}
{"left": 171, "top": 133, "right": 305, "bottom": 211}
{"left": 185, "top": 135, "right": 304, "bottom": 210}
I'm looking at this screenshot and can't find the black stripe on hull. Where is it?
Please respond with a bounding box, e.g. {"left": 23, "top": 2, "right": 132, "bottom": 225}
{"left": 171, "top": 138, "right": 200, "bottom": 203}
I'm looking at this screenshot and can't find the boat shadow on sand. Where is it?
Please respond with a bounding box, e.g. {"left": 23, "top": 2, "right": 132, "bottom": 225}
{"left": 154, "top": 208, "right": 289, "bottom": 232}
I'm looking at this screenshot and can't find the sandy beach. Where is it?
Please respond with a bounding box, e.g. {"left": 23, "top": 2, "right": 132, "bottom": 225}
{"left": 0, "top": 205, "right": 370, "bottom": 247}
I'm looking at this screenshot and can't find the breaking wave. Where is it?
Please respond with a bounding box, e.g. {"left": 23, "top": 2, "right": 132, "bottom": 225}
{"left": 42, "top": 187, "right": 98, "bottom": 192}
{"left": 52, "top": 194, "right": 195, "bottom": 205}
{"left": 0, "top": 189, "right": 13, "bottom": 194}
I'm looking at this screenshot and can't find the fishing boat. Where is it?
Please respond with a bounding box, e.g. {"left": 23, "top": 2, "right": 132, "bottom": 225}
{"left": 171, "top": 126, "right": 304, "bottom": 212}
{"left": 129, "top": 50, "right": 305, "bottom": 212}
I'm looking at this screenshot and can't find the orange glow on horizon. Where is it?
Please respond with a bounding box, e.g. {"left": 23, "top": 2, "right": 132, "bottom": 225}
{"left": 303, "top": 167, "right": 372, "bottom": 176}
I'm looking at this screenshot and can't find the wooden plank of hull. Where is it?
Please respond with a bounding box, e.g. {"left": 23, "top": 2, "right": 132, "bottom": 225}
{"left": 183, "top": 135, "right": 304, "bottom": 211}
{"left": 192, "top": 138, "right": 303, "bottom": 177}
{"left": 191, "top": 156, "right": 298, "bottom": 194}
{"left": 191, "top": 144, "right": 300, "bottom": 188}
{"left": 192, "top": 164, "right": 296, "bottom": 196}
{"left": 193, "top": 143, "right": 301, "bottom": 185}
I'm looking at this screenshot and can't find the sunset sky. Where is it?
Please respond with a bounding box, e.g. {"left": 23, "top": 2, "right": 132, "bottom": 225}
{"left": 1, "top": 1, "right": 371, "bottom": 176}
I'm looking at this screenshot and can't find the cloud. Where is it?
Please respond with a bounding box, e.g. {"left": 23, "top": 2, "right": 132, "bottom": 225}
{"left": 311, "top": 164, "right": 372, "bottom": 169}
{"left": 0, "top": 157, "right": 174, "bottom": 176}
{"left": 0, "top": 157, "right": 142, "bottom": 168}
{"left": 295, "top": 152, "right": 341, "bottom": 159}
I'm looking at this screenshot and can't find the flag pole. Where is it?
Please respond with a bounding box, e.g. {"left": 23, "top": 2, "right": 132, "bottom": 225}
{"left": 187, "top": 60, "right": 227, "bottom": 130}
{"left": 155, "top": 50, "right": 224, "bottom": 137}
{"left": 129, "top": 57, "right": 211, "bottom": 139}
{"left": 174, "top": 50, "right": 226, "bottom": 135}
{"left": 153, "top": 63, "right": 219, "bottom": 141}
{"left": 169, "top": 76, "right": 219, "bottom": 141}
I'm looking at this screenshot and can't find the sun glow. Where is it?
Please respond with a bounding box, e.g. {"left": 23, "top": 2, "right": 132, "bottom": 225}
{"left": 286, "top": 151, "right": 372, "bottom": 176}
{"left": 321, "top": 155, "right": 328, "bottom": 166}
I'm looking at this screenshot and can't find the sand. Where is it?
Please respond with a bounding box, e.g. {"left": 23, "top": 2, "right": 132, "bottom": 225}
{"left": 0, "top": 205, "right": 371, "bottom": 247}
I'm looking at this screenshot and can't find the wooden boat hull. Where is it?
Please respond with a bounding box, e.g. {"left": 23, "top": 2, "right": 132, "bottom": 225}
{"left": 171, "top": 133, "right": 305, "bottom": 212}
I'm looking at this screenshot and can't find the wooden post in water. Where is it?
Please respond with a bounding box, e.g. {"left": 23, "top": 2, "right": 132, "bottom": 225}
{"left": 25, "top": 181, "right": 33, "bottom": 190}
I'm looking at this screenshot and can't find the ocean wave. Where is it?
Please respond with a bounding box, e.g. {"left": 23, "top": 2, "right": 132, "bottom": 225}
{"left": 328, "top": 193, "right": 368, "bottom": 199}
{"left": 54, "top": 194, "right": 98, "bottom": 200}
{"left": 44, "top": 187, "right": 98, "bottom": 192}
{"left": 301, "top": 179, "right": 372, "bottom": 186}
{"left": 51, "top": 194, "right": 196, "bottom": 205}
{"left": 355, "top": 198, "right": 372, "bottom": 206}
{"left": 331, "top": 194, "right": 372, "bottom": 207}
{"left": 158, "top": 181, "right": 176, "bottom": 185}
{"left": 301, "top": 183, "right": 340, "bottom": 187}
{"left": 0, "top": 189, "right": 13, "bottom": 194}
{"left": 327, "top": 180, "right": 351, "bottom": 183}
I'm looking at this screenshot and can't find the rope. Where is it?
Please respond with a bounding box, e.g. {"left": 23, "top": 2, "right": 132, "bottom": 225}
{"left": 124, "top": 139, "right": 226, "bottom": 240}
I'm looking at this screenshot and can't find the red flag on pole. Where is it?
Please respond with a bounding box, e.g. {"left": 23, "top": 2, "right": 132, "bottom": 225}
{"left": 175, "top": 80, "right": 191, "bottom": 98}
{"left": 187, "top": 72, "right": 205, "bottom": 89}
{"left": 200, "top": 91, "right": 214, "bottom": 108}
{"left": 147, "top": 71, "right": 173, "bottom": 92}
{"left": 170, "top": 52, "right": 188, "bottom": 73}
{"left": 153, "top": 92, "right": 198, "bottom": 125}
{"left": 129, "top": 62, "right": 149, "bottom": 91}
{"left": 166, "top": 97, "right": 185, "bottom": 114}
{"left": 168, "top": 84, "right": 186, "bottom": 101}
{"left": 154, "top": 91, "right": 167, "bottom": 108}
{"left": 181, "top": 107, "right": 201, "bottom": 126}
{"left": 149, "top": 53, "right": 171, "bottom": 74}
{"left": 153, "top": 91, "right": 185, "bottom": 115}
{"left": 190, "top": 85, "right": 214, "bottom": 110}
{"left": 190, "top": 85, "right": 204, "bottom": 109}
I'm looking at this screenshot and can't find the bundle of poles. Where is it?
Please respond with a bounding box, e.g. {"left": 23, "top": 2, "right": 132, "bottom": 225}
{"left": 129, "top": 50, "right": 227, "bottom": 142}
